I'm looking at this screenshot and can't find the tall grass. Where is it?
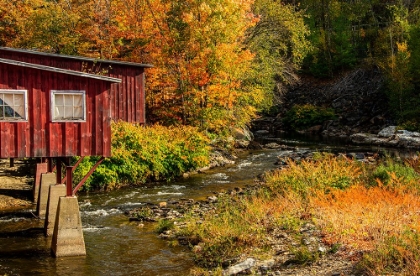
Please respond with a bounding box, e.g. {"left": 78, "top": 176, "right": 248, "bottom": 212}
{"left": 174, "top": 153, "right": 420, "bottom": 275}
{"left": 265, "top": 153, "right": 364, "bottom": 197}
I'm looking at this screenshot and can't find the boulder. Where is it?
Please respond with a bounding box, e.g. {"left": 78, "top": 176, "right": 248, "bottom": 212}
{"left": 223, "top": 258, "right": 256, "bottom": 276}
{"left": 378, "top": 126, "right": 397, "bottom": 138}
{"left": 232, "top": 126, "right": 254, "bottom": 141}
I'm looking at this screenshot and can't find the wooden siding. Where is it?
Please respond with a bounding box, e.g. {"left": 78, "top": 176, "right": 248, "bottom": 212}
{"left": 0, "top": 63, "right": 112, "bottom": 158}
{"left": 0, "top": 50, "right": 146, "bottom": 124}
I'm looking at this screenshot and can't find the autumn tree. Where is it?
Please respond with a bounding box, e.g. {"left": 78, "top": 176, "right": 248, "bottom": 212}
{"left": 144, "top": 0, "right": 260, "bottom": 133}
{"left": 246, "top": 0, "right": 312, "bottom": 111}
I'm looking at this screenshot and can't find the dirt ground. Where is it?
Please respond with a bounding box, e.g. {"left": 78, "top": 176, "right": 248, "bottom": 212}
{"left": 0, "top": 159, "right": 35, "bottom": 211}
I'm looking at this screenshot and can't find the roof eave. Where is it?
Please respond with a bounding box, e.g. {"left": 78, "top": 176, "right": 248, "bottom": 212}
{"left": 0, "top": 58, "right": 122, "bottom": 83}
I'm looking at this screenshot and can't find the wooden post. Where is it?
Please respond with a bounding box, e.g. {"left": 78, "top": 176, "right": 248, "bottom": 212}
{"left": 56, "top": 159, "right": 62, "bottom": 184}
{"left": 66, "top": 166, "right": 73, "bottom": 197}
{"left": 47, "top": 158, "right": 53, "bottom": 173}
{"left": 9, "top": 158, "right": 14, "bottom": 167}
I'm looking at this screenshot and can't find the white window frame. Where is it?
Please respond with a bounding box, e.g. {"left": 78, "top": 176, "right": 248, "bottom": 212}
{"left": 51, "top": 90, "right": 86, "bottom": 122}
{"left": 0, "top": 89, "right": 28, "bottom": 121}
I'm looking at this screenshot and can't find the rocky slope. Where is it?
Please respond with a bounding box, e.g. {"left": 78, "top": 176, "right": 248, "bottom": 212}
{"left": 252, "top": 67, "right": 393, "bottom": 138}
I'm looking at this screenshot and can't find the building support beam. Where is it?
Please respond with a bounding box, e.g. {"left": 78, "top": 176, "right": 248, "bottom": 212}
{"left": 44, "top": 184, "right": 66, "bottom": 236}
{"left": 48, "top": 156, "right": 104, "bottom": 257}
{"left": 51, "top": 196, "right": 86, "bottom": 257}
{"left": 33, "top": 162, "right": 48, "bottom": 204}
{"left": 36, "top": 173, "right": 56, "bottom": 219}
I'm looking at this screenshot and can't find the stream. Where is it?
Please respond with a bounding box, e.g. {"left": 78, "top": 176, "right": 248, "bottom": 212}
{"left": 0, "top": 135, "right": 417, "bottom": 276}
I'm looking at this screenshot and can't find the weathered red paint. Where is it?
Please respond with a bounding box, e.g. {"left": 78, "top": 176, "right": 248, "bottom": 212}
{"left": 0, "top": 48, "right": 150, "bottom": 124}
{"left": 0, "top": 48, "right": 151, "bottom": 159}
{"left": 0, "top": 62, "right": 113, "bottom": 158}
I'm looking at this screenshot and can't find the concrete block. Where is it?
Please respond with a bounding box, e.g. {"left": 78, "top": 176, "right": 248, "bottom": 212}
{"left": 33, "top": 163, "right": 48, "bottom": 204}
{"left": 51, "top": 196, "right": 86, "bottom": 257}
{"left": 36, "top": 173, "right": 56, "bottom": 219}
{"left": 44, "top": 184, "right": 66, "bottom": 236}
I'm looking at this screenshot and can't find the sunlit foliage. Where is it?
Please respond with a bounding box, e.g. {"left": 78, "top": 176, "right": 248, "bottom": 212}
{"left": 73, "top": 122, "right": 210, "bottom": 191}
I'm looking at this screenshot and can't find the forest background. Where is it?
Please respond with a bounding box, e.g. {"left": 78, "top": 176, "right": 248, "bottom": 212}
{"left": 2, "top": 0, "right": 420, "bottom": 188}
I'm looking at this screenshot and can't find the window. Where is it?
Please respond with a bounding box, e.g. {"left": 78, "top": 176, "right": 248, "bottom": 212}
{"left": 51, "top": 90, "right": 86, "bottom": 122}
{"left": 0, "top": 90, "right": 28, "bottom": 121}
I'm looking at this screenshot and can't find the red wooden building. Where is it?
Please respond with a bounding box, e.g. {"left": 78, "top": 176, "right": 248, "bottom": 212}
{"left": 0, "top": 47, "right": 152, "bottom": 199}
{"left": 0, "top": 47, "right": 152, "bottom": 257}
{"left": 0, "top": 47, "right": 152, "bottom": 158}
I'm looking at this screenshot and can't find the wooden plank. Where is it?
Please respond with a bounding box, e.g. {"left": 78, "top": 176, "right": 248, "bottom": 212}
{"left": 128, "top": 71, "right": 133, "bottom": 122}
{"left": 1, "top": 124, "right": 10, "bottom": 158}
{"left": 118, "top": 67, "right": 125, "bottom": 121}
{"left": 95, "top": 84, "right": 103, "bottom": 155}
{"left": 135, "top": 73, "right": 141, "bottom": 122}
{"left": 102, "top": 82, "right": 111, "bottom": 157}
{"left": 50, "top": 71, "right": 60, "bottom": 157}
{"left": 85, "top": 80, "right": 93, "bottom": 156}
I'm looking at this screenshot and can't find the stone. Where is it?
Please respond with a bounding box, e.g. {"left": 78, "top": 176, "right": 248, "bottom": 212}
{"left": 305, "top": 125, "right": 322, "bottom": 133}
{"left": 378, "top": 126, "right": 397, "bottom": 138}
{"left": 264, "top": 143, "right": 282, "bottom": 149}
{"left": 235, "top": 140, "right": 250, "bottom": 148}
{"left": 44, "top": 184, "right": 66, "bottom": 236}
{"left": 397, "top": 135, "right": 420, "bottom": 148}
{"left": 318, "top": 246, "right": 327, "bottom": 253}
{"left": 36, "top": 173, "right": 57, "bottom": 219}
{"left": 232, "top": 126, "right": 254, "bottom": 141}
{"left": 33, "top": 162, "right": 48, "bottom": 204}
{"left": 51, "top": 196, "right": 86, "bottom": 257}
{"left": 255, "top": 130, "right": 270, "bottom": 136}
{"left": 247, "top": 141, "right": 263, "bottom": 150}
{"left": 223, "top": 258, "right": 256, "bottom": 276}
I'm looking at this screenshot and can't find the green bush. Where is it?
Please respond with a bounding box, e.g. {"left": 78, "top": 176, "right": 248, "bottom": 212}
{"left": 283, "top": 104, "right": 336, "bottom": 131}
{"left": 73, "top": 122, "right": 210, "bottom": 191}
{"left": 265, "top": 153, "right": 362, "bottom": 197}
{"left": 371, "top": 161, "right": 420, "bottom": 187}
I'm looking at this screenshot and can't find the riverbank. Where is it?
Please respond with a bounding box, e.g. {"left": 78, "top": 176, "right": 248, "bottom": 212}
{"left": 126, "top": 146, "right": 420, "bottom": 275}
{"left": 0, "top": 159, "right": 33, "bottom": 211}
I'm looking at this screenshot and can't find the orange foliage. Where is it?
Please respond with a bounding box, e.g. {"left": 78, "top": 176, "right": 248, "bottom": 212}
{"left": 2, "top": 0, "right": 260, "bottom": 130}
{"left": 310, "top": 185, "right": 420, "bottom": 251}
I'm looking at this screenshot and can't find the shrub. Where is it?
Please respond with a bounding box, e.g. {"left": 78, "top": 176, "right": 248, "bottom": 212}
{"left": 283, "top": 104, "right": 336, "bottom": 130}
{"left": 358, "top": 230, "right": 420, "bottom": 275}
{"left": 73, "top": 122, "right": 210, "bottom": 191}
{"left": 156, "top": 219, "right": 175, "bottom": 234}
{"left": 264, "top": 153, "right": 362, "bottom": 197}
{"left": 371, "top": 159, "right": 420, "bottom": 189}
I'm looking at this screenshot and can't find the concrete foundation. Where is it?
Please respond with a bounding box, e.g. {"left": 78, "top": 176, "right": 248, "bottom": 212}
{"left": 36, "top": 173, "right": 56, "bottom": 219}
{"left": 33, "top": 163, "right": 48, "bottom": 204}
{"left": 51, "top": 196, "right": 86, "bottom": 257}
{"left": 44, "top": 184, "right": 66, "bottom": 236}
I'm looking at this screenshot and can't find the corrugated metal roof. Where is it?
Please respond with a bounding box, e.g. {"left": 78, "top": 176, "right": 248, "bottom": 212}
{"left": 0, "top": 47, "right": 153, "bottom": 68}
{"left": 0, "top": 58, "right": 122, "bottom": 83}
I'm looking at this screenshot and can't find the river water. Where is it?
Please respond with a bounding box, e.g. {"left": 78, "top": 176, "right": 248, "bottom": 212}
{"left": 0, "top": 136, "right": 416, "bottom": 276}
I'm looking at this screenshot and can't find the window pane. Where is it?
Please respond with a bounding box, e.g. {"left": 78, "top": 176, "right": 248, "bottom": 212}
{"left": 55, "top": 94, "right": 64, "bottom": 106}
{"left": 14, "top": 106, "right": 24, "bottom": 117}
{"left": 74, "top": 106, "right": 83, "bottom": 118}
{"left": 4, "top": 106, "right": 14, "bottom": 117}
{"left": 64, "top": 106, "right": 73, "bottom": 118}
{"left": 73, "top": 95, "right": 83, "bottom": 107}
{"left": 14, "top": 94, "right": 23, "bottom": 106}
{"left": 52, "top": 91, "right": 85, "bottom": 121}
{"left": 3, "top": 94, "right": 13, "bottom": 107}
{"left": 64, "top": 95, "right": 73, "bottom": 106}
{"left": 0, "top": 90, "right": 27, "bottom": 120}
